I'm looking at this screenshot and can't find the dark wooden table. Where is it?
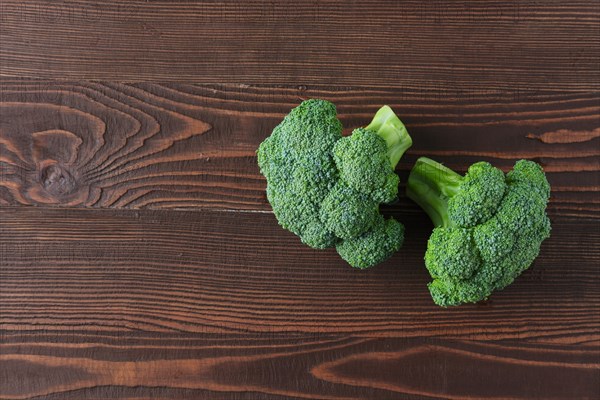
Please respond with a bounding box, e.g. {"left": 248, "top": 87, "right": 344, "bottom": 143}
{"left": 1, "top": 1, "right": 598, "bottom": 399}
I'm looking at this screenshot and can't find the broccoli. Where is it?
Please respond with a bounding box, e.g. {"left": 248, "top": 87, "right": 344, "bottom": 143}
{"left": 257, "top": 99, "right": 412, "bottom": 269}
{"left": 336, "top": 215, "right": 406, "bottom": 269}
{"left": 406, "top": 157, "right": 551, "bottom": 306}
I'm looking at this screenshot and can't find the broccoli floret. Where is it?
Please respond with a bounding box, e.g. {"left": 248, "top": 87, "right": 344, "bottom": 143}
{"left": 407, "top": 157, "right": 551, "bottom": 306}
{"left": 336, "top": 215, "right": 405, "bottom": 269}
{"left": 320, "top": 183, "right": 379, "bottom": 240}
{"left": 448, "top": 162, "right": 507, "bottom": 227}
{"left": 258, "top": 100, "right": 412, "bottom": 268}
{"left": 425, "top": 227, "right": 481, "bottom": 281}
{"left": 258, "top": 100, "right": 341, "bottom": 248}
{"left": 472, "top": 215, "right": 514, "bottom": 262}
{"left": 333, "top": 106, "right": 412, "bottom": 203}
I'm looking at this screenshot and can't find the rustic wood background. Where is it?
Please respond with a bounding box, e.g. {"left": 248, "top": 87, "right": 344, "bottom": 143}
{"left": 0, "top": 1, "right": 598, "bottom": 399}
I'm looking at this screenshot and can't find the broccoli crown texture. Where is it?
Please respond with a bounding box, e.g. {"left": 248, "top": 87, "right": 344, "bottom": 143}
{"left": 333, "top": 105, "right": 412, "bottom": 203}
{"left": 258, "top": 99, "right": 341, "bottom": 249}
{"left": 320, "top": 182, "right": 379, "bottom": 240}
{"left": 336, "top": 215, "right": 405, "bottom": 269}
{"left": 257, "top": 99, "right": 412, "bottom": 269}
{"left": 407, "top": 157, "right": 551, "bottom": 306}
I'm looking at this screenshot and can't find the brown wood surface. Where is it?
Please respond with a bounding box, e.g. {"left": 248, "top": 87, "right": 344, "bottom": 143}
{"left": 0, "top": 1, "right": 599, "bottom": 90}
{"left": 1, "top": 208, "right": 599, "bottom": 399}
{"left": 0, "top": 81, "right": 597, "bottom": 216}
{"left": 1, "top": 1, "right": 599, "bottom": 399}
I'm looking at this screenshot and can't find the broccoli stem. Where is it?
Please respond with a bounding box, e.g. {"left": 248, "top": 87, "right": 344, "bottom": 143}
{"left": 406, "top": 157, "right": 463, "bottom": 227}
{"left": 365, "top": 105, "right": 413, "bottom": 169}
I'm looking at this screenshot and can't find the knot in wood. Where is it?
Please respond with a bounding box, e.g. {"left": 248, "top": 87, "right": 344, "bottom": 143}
{"left": 39, "top": 162, "right": 78, "bottom": 197}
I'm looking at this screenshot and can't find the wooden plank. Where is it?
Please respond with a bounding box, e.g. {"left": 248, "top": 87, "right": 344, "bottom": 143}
{"left": 0, "top": 1, "right": 598, "bottom": 89}
{"left": 1, "top": 333, "right": 598, "bottom": 399}
{"left": 1, "top": 207, "right": 598, "bottom": 342}
{"left": 1, "top": 81, "right": 598, "bottom": 217}
{"left": 1, "top": 2, "right": 597, "bottom": 398}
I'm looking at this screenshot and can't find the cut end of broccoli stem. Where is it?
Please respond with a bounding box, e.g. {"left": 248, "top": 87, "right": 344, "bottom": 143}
{"left": 365, "top": 105, "right": 412, "bottom": 169}
{"left": 406, "top": 157, "right": 464, "bottom": 227}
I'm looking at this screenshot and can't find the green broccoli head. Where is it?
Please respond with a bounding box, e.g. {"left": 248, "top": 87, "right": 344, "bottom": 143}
{"left": 425, "top": 227, "right": 481, "bottom": 281}
{"left": 333, "top": 106, "right": 412, "bottom": 203}
{"left": 508, "top": 159, "right": 551, "bottom": 200}
{"left": 407, "top": 157, "right": 551, "bottom": 306}
{"left": 258, "top": 100, "right": 341, "bottom": 249}
{"left": 258, "top": 99, "right": 412, "bottom": 268}
{"left": 336, "top": 216, "right": 405, "bottom": 269}
{"left": 448, "top": 162, "right": 507, "bottom": 227}
{"left": 334, "top": 128, "right": 397, "bottom": 203}
{"left": 320, "top": 183, "right": 379, "bottom": 240}
{"left": 472, "top": 215, "right": 515, "bottom": 263}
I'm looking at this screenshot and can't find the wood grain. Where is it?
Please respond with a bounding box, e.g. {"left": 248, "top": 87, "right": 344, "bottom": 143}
{"left": 1, "top": 334, "right": 598, "bottom": 400}
{"left": 1, "top": 206, "right": 599, "bottom": 399}
{"left": 0, "top": 1, "right": 598, "bottom": 89}
{"left": 1, "top": 207, "right": 598, "bottom": 342}
{"left": 1, "top": 1, "right": 599, "bottom": 398}
{"left": 1, "top": 80, "right": 598, "bottom": 217}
